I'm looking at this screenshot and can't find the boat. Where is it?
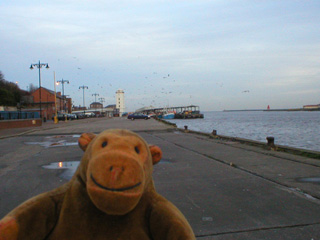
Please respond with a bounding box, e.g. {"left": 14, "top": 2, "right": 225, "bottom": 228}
{"left": 156, "top": 109, "right": 175, "bottom": 119}
{"left": 174, "top": 110, "right": 204, "bottom": 119}
{"left": 162, "top": 112, "right": 175, "bottom": 119}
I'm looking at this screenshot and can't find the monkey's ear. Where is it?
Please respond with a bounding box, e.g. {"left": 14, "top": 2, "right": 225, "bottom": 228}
{"left": 149, "top": 145, "right": 162, "bottom": 165}
{"left": 78, "top": 133, "right": 96, "bottom": 151}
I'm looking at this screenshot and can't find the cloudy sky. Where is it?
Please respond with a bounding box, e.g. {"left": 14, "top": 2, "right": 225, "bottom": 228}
{"left": 1, "top": 0, "right": 319, "bottom": 111}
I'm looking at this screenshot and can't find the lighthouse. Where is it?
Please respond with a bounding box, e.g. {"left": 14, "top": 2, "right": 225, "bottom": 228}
{"left": 116, "top": 89, "right": 125, "bottom": 116}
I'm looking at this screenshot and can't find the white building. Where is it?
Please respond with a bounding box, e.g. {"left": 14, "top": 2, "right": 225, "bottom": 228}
{"left": 115, "top": 89, "right": 125, "bottom": 116}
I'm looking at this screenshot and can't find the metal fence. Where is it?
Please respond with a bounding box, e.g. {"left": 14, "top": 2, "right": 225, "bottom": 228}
{"left": 0, "top": 111, "right": 40, "bottom": 120}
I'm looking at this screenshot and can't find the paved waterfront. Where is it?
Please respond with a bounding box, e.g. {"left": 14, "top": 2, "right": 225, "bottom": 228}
{"left": 1, "top": 118, "right": 320, "bottom": 239}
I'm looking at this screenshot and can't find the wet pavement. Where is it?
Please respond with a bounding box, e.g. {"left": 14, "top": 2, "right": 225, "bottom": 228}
{"left": 42, "top": 161, "right": 80, "bottom": 180}
{"left": 1, "top": 117, "right": 320, "bottom": 239}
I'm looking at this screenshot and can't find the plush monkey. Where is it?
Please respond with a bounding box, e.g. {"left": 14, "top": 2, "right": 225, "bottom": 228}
{"left": 0, "top": 129, "right": 195, "bottom": 240}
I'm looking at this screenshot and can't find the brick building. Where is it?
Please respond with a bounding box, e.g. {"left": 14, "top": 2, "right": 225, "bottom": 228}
{"left": 30, "top": 87, "right": 72, "bottom": 120}
{"left": 73, "top": 106, "right": 87, "bottom": 111}
{"left": 90, "top": 102, "right": 103, "bottom": 109}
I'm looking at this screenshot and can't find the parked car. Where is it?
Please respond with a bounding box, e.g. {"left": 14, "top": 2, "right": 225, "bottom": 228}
{"left": 67, "top": 113, "right": 77, "bottom": 120}
{"left": 85, "top": 112, "right": 95, "bottom": 118}
{"left": 127, "top": 113, "right": 150, "bottom": 120}
{"left": 75, "top": 113, "right": 86, "bottom": 119}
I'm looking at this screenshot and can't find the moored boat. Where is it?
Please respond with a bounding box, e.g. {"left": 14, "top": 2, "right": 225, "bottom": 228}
{"left": 174, "top": 110, "right": 204, "bottom": 119}
{"left": 163, "top": 112, "right": 175, "bottom": 119}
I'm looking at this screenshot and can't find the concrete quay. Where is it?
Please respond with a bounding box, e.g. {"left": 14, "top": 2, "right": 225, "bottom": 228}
{"left": 1, "top": 118, "right": 320, "bottom": 239}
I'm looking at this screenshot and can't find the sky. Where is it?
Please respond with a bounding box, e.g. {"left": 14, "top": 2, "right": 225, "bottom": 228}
{"left": 1, "top": 0, "right": 319, "bottom": 112}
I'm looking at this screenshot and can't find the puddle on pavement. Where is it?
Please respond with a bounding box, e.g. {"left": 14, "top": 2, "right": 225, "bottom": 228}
{"left": 202, "top": 217, "right": 213, "bottom": 222}
{"left": 26, "top": 141, "right": 78, "bottom": 148}
{"left": 296, "top": 177, "right": 320, "bottom": 184}
{"left": 0, "top": 164, "right": 7, "bottom": 169}
{"left": 158, "top": 158, "right": 173, "bottom": 164}
{"left": 46, "top": 135, "right": 81, "bottom": 138}
{"left": 25, "top": 135, "right": 80, "bottom": 148}
{"left": 42, "top": 161, "right": 80, "bottom": 180}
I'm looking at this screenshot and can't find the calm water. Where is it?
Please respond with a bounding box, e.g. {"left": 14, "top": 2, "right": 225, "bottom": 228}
{"left": 167, "top": 111, "right": 320, "bottom": 152}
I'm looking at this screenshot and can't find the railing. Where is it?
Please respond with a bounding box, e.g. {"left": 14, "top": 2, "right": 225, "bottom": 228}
{"left": 0, "top": 111, "right": 40, "bottom": 120}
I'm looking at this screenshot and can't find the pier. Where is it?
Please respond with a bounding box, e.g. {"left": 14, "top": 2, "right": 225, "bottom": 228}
{"left": 136, "top": 104, "right": 201, "bottom": 114}
{"left": 136, "top": 105, "right": 204, "bottom": 118}
{"left": 1, "top": 118, "right": 320, "bottom": 239}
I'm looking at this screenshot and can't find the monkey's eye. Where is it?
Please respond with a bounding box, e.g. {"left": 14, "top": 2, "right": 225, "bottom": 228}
{"left": 102, "top": 141, "right": 108, "bottom": 148}
{"left": 134, "top": 146, "right": 140, "bottom": 154}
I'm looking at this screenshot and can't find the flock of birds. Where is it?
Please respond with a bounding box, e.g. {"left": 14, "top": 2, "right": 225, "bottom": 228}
{"left": 55, "top": 57, "right": 251, "bottom": 109}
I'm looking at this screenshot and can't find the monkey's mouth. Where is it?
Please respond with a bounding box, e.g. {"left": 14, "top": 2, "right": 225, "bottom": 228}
{"left": 90, "top": 174, "right": 141, "bottom": 192}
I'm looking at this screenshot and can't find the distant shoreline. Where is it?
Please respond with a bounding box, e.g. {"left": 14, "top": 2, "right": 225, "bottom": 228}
{"left": 223, "top": 108, "right": 320, "bottom": 112}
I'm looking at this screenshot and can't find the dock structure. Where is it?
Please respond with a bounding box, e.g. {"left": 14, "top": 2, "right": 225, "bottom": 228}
{"left": 135, "top": 105, "right": 201, "bottom": 115}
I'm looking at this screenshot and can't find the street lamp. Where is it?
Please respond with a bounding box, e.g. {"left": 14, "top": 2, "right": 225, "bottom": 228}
{"left": 57, "top": 79, "right": 70, "bottom": 113}
{"left": 92, "top": 93, "right": 99, "bottom": 113}
{"left": 30, "top": 60, "right": 49, "bottom": 120}
{"left": 79, "top": 85, "right": 88, "bottom": 113}
{"left": 53, "top": 72, "right": 59, "bottom": 124}
{"left": 99, "top": 97, "right": 105, "bottom": 116}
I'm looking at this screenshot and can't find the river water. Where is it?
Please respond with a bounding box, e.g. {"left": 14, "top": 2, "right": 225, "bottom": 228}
{"left": 167, "top": 111, "right": 320, "bottom": 152}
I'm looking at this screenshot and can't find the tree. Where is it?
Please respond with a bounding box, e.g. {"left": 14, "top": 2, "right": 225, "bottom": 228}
{"left": 28, "top": 83, "right": 37, "bottom": 93}
{"left": 0, "top": 71, "right": 24, "bottom": 107}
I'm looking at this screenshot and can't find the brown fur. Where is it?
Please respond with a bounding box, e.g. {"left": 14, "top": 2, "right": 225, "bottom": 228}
{"left": 0, "top": 129, "right": 195, "bottom": 240}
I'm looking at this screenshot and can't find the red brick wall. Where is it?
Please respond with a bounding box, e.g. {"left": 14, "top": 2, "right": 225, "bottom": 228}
{"left": 31, "top": 88, "right": 67, "bottom": 119}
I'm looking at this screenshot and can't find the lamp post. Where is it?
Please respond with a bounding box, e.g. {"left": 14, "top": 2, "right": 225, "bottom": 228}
{"left": 57, "top": 79, "right": 69, "bottom": 113}
{"left": 99, "top": 97, "right": 105, "bottom": 116}
{"left": 64, "top": 95, "right": 70, "bottom": 118}
{"left": 79, "top": 85, "right": 88, "bottom": 113}
{"left": 53, "top": 72, "right": 58, "bottom": 124}
{"left": 92, "top": 93, "right": 99, "bottom": 113}
{"left": 30, "top": 60, "right": 49, "bottom": 120}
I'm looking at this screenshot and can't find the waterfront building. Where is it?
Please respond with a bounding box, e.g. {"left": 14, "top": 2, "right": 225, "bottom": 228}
{"left": 303, "top": 104, "right": 320, "bottom": 110}
{"left": 115, "top": 89, "right": 125, "bottom": 116}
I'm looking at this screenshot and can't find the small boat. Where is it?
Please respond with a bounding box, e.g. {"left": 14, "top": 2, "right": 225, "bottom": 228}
{"left": 174, "top": 110, "right": 204, "bottom": 119}
{"left": 162, "top": 112, "right": 175, "bottom": 119}
{"left": 156, "top": 109, "right": 175, "bottom": 119}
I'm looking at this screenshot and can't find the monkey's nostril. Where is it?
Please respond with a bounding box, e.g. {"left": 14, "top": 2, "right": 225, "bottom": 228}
{"left": 109, "top": 166, "right": 124, "bottom": 172}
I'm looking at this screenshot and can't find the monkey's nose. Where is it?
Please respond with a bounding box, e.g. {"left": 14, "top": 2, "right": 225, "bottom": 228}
{"left": 109, "top": 166, "right": 124, "bottom": 183}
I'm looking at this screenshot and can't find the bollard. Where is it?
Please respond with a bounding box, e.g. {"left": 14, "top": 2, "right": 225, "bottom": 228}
{"left": 54, "top": 116, "right": 59, "bottom": 124}
{"left": 266, "top": 136, "right": 276, "bottom": 150}
{"left": 212, "top": 130, "right": 217, "bottom": 136}
{"left": 184, "top": 125, "right": 189, "bottom": 133}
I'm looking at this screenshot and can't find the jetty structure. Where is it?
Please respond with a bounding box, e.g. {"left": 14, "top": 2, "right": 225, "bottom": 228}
{"left": 136, "top": 105, "right": 204, "bottom": 119}
{"left": 224, "top": 103, "right": 320, "bottom": 112}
